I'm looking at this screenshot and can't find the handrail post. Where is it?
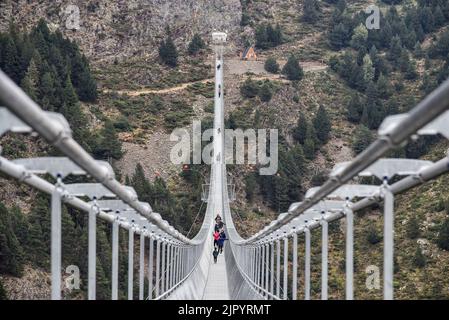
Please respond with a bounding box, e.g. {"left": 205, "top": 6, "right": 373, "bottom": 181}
{"left": 345, "top": 203, "right": 354, "bottom": 300}
{"left": 292, "top": 233, "right": 298, "bottom": 300}
{"left": 148, "top": 236, "right": 154, "bottom": 300}
{"left": 383, "top": 181, "right": 394, "bottom": 300}
{"left": 321, "top": 216, "right": 328, "bottom": 300}
{"left": 276, "top": 240, "right": 281, "bottom": 298}
{"left": 139, "top": 232, "right": 145, "bottom": 300}
{"left": 111, "top": 218, "right": 119, "bottom": 300}
{"left": 305, "top": 227, "right": 311, "bottom": 300}
{"left": 270, "top": 242, "right": 275, "bottom": 296}
{"left": 128, "top": 227, "right": 134, "bottom": 300}
{"left": 51, "top": 178, "right": 63, "bottom": 300}
{"left": 283, "top": 236, "right": 288, "bottom": 300}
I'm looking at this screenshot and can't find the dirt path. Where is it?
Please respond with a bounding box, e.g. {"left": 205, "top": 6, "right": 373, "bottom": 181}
{"left": 104, "top": 60, "right": 327, "bottom": 96}
{"left": 103, "top": 78, "right": 214, "bottom": 96}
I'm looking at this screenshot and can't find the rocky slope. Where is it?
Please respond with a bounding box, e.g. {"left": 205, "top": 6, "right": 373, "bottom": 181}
{"left": 0, "top": 0, "right": 242, "bottom": 63}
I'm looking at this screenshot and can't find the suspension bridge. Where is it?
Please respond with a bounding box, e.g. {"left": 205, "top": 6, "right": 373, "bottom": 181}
{"left": 1, "top": 32, "right": 449, "bottom": 300}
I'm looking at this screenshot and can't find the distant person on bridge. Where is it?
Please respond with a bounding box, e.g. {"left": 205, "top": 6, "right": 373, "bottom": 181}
{"left": 213, "top": 230, "right": 220, "bottom": 248}
{"left": 218, "top": 230, "right": 227, "bottom": 254}
{"left": 217, "top": 220, "right": 225, "bottom": 230}
{"left": 213, "top": 247, "right": 219, "bottom": 263}
{"left": 215, "top": 214, "right": 222, "bottom": 224}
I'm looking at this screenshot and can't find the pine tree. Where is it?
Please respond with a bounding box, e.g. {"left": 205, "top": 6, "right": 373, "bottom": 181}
{"left": 420, "top": 6, "right": 435, "bottom": 33}
{"left": 303, "top": 122, "right": 317, "bottom": 160}
{"left": 159, "top": 37, "right": 178, "bottom": 67}
{"left": 245, "top": 174, "right": 257, "bottom": 202}
{"left": 278, "top": 146, "right": 304, "bottom": 205}
{"left": 292, "top": 113, "right": 307, "bottom": 144}
{"left": 1, "top": 35, "right": 21, "bottom": 83}
{"left": 364, "top": 82, "right": 385, "bottom": 129}
{"left": 376, "top": 73, "right": 392, "bottom": 98}
{"left": 273, "top": 175, "right": 290, "bottom": 212}
{"left": 266, "top": 24, "right": 282, "bottom": 47}
{"left": 94, "top": 120, "right": 124, "bottom": 161}
{"left": 421, "top": 72, "right": 436, "bottom": 94}
{"left": 241, "top": 12, "right": 251, "bottom": 26}
{"left": 131, "top": 163, "right": 152, "bottom": 203}
{"left": 39, "top": 70, "right": 56, "bottom": 110}
{"left": 70, "top": 52, "right": 98, "bottom": 102}
{"left": 282, "top": 55, "right": 303, "bottom": 81}
{"left": 61, "top": 75, "right": 90, "bottom": 149}
{"left": 414, "top": 42, "right": 424, "bottom": 58}
{"left": 313, "top": 105, "right": 331, "bottom": 144}
{"left": 255, "top": 24, "right": 282, "bottom": 48}
{"left": 303, "top": 0, "right": 319, "bottom": 24}
{"left": 362, "top": 54, "right": 375, "bottom": 87}
{"left": 61, "top": 206, "right": 79, "bottom": 266}
{"left": 259, "top": 82, "right": 273, "bottom": 102}
{"left": 188, "top": 34, "right": 205, "bottom": 55}
{"left": 26, "top": 196, "right": 50, "bottom": 268}
{"left": 350, "top": 24, "right": 368, "bottom": 50}
{"left": 329, "top": 23, "right": 351, "bottom": 50}
{"left": 10, "top": 206, "right": 29, "bottom": 249}
{"left": 388, "top": 35, "right": 403, "bottom": 64}
{"left": 96, "top": 223, "right": 112, "bottom": 299}
{"left": 401, "top": 52, "right": 418, "bottom": 80}
{"left": 20, "top": 56, "right": 39, "bottom": 100}
{"left": 0, "top": 279, "right": 7, "bottom": 300}
{"left": 432, "top": 5, "right": 446, "bottom": 27}
{"left": 429, "top": 30, "right": 449, "bottom": 59}
{"left": 0, "top": 202, "right": 24, "bottom": 276}
{"left": 255, "top": 25, "right": 269, "bottom": 49}
{"left": 352, "top": 125, "right": 374, "bottom": 155}
{"left": 346, "top": 93, "right": 363, "bottom": 123}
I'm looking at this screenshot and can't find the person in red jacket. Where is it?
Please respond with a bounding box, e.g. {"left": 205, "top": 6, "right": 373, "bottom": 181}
{"left": 213, "top": 230, "right": 220, "bottom": 248}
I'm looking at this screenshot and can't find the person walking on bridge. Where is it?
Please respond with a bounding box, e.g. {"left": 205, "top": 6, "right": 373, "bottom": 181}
{"left": 218, "top": 230, "right": 227, "bottom": 254}
{"left": 213, "top": 248, "right": 219, "bottom": 263}
{"left": 213, "top": 230, "right": 220, "bottom": 248}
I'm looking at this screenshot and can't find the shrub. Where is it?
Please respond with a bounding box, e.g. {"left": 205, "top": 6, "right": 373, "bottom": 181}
{"left": 240, "top": 78, "right": 259, "bottom": 98}
{"left": 259, "top": 82, "right": 273, "bottom": 102}
{"left": 113, "top": 116, "right": 132, "bottom": 132}
{"left": 412, "top": 247, "right": 427, "bottom": 268}
{"left": 436, "top": 217, "right": 449, "bottom": 251}
{"left": 264, "top": 57, "right": 279, "bottom": 73}
{"left": 188, "top": 34, "right": 205, "bottom": 55}
{"left": 366, "top": 225, "right": 382, "bottom": 245}
{"left": 282, "top": 55, "right": 304, "bottom": 81}
{"left": 406, "top": 216, "right": 421, "bottom": 239}
{"left": 159, "top": 36, "right": 178, "bottom": 67}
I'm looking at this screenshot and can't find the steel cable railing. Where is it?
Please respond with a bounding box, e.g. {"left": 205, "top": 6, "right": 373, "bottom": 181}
{"left": 0, "top": 68, "right": 207, "bottom": 300}
{"left": 235, "top": 77, "right": 449, "bottom": 300}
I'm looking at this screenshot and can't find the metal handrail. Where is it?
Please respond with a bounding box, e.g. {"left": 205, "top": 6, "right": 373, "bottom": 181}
{"left": 243, "top": 79, "right": 449, "bottom": 244}
{"left": 0, "top": 70, "right": 191, "bottom": 244}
